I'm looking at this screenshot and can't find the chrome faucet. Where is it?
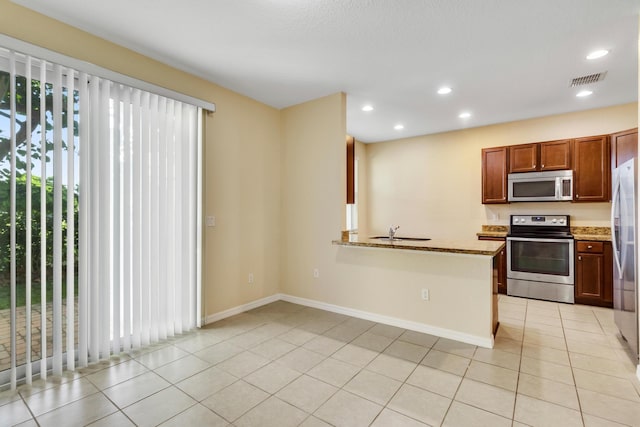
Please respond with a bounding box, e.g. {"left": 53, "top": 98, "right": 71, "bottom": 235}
{"left": 389, "top": 225, "right": 400, "bottom": 240}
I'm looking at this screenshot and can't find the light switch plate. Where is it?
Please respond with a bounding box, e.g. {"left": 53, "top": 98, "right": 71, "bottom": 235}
{"left": 206, "top": 216, "right": 215, "bottom": 227}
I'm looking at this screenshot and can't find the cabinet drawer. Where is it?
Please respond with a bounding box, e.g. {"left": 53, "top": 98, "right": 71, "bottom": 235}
{"left": 576, "top": 241, "right": 604, "bottom": 253}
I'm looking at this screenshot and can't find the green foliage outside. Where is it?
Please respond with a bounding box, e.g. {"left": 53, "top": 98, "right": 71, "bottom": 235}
{"left": 0, "top": 70, "right": 79, "bottom": 310}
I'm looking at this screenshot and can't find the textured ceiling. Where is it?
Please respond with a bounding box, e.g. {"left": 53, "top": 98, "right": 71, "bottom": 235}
{"left": 12, "top": 0, "right": 640, "bottom": 142}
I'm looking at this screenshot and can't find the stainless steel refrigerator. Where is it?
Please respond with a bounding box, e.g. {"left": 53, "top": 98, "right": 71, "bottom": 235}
{"left": 612, "top": 157, "right": 639, "bottom": 363}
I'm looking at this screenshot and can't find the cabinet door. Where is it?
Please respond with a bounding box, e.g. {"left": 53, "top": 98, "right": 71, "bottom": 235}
{"left": 611, "top": 128, "right": 638, "bottom": 169}
{"left": 540, "top": 139, "right": 572, "bottom": 171}
{"left": 509, "top": 143, "right": 538, "bottom": 173}
{"left": 346, "top": 135, "right": 355, "bottom": 204}
{"left": 482, "top": 147, "right": 509, "bottom": 204}
{"left": 573, "top": 135, "right": 610, "bottom": 202}
{"left": 498, "top": 247, "right": 507, "bottom": 295}
{"left": 478, "top": 236, "right": 507, "bottom": 294}
{"left": 575, "top": 241, "right": 613, "bottom": 308}
{"left": 576, "top": 252, "right": 604, "bottom": 300}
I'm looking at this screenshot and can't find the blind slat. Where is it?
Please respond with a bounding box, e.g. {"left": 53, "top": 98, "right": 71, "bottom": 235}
{"left": 9, "top": 51, "right": 17, "bottom": 390}
{"left": 122, "top": 87, "right": 132, "bottom": 353}
{"left": 99, "top": 79, "right": 111, "bottom": 358}
{"left": 78, "top": 71, "right": 89, "bottom": 368}
{"left": 25, "top": 55, "right": 33, "bottom": 384}
{"left": 39, "top": 59, "right": 47, "bottom": 380}
{"left": 52, "top": 64, "right": 63, "bottom": 376}
{"left": 112, "top": 86, "right": 121, "bottom": 354}
{"left": 66, "top": 69, "right": 76, "bottom": 371}
{"left": 131, "top": 89, "right": 142, "bottom": 350}
{"left": 89, "top": 76, "right": 101, "bottom": 363}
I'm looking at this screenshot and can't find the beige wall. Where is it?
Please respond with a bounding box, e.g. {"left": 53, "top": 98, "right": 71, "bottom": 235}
{"left": 0, "top": 0, "right": 283, "bottom": 318}
{"left": 280, "top": 93, "right": 347, "bottom": 299}
{"left": 355, "top": 140, "right": 369, "bottom": 233}
{"left": 365, "top": 103, "right": 638, "bottom": 239}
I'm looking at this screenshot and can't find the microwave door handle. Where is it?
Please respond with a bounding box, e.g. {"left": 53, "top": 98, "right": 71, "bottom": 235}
{"left": 555, "top": 177, "right": 561, "bottom": 199}
{"left": 611, "top": 173, "right": 623, "bottom": 279}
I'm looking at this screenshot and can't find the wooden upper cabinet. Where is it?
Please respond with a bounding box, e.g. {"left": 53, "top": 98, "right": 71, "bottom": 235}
{"left": 509, "top": 143, "right": 538, "bottom": 173}
{"left": 346, "top": 135, "right": 355, "bottom": 204}
{"left": 611, "top": 128, "right": 638, "bottom": 169}
{"left": 509, "top": 140, "right": 572, "bottom": 173}
{"left": 482, "top": 146, "right": 509, "bottom": 204}
{"left": 573, "top": 135, "right": 610, "bottom": 202}
{"left": 540, "top": 139, "right": 572, "bottom": 171}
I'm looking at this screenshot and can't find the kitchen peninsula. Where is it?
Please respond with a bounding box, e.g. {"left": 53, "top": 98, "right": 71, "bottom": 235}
{"left": 332, "top": 233, "right": 504, "bottom": 348}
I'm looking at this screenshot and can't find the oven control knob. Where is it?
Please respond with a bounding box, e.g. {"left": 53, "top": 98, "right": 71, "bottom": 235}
{"left": 513, "top": 218, "right": 519, "bottom": 223}
{"left": 552, "top": 219, "right": 557, "bottom": 223}
{"left": 559, "top": 219, "right": 565, "bottom": 224}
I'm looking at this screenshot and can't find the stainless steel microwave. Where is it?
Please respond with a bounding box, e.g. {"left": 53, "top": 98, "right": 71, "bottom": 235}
{"left": 508, "top": 170, "right": 573, "bottom": 202}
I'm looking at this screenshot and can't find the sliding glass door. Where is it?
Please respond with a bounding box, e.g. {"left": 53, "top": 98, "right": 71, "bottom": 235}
{"left": 0, "top": 46, "right": 201, "bottom": 390}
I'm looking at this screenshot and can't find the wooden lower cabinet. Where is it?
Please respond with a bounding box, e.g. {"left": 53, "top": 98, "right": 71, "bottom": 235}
{"left": 575, "top": 240, "right": 613, "bottom": 307}
{"left": 479, "top": 236, "right": 507, "bottom": 294}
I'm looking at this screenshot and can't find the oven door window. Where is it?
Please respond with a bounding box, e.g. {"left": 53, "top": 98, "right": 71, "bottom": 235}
{"left": 510, "top": 240, "right": 570, "bottom": 276}
{"left": 512, "top": 180, "right": 556, "bottom": 198}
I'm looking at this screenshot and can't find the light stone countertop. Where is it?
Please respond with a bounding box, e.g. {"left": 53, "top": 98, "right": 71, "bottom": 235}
{"left": 333, "top": 233, "right": 504, "bottom": 256}
{"left": 571, "top": 226, "right": 611, "bottom": 241}
{"left": 476, "top": 225, "right": 611, "bottom": 241}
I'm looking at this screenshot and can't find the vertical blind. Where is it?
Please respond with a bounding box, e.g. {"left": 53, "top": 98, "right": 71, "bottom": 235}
{"left": 0, "top": 47, "right": 201, "bottom": 389}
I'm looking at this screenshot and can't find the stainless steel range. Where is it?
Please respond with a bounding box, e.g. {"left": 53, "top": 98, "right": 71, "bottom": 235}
{"left": 507, "top": 214, "right": 575, "bottom": 303}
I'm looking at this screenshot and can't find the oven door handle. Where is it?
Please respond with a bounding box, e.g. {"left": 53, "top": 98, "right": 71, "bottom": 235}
{"left": 506, "top": 237, "right": 573, "bottom": 243}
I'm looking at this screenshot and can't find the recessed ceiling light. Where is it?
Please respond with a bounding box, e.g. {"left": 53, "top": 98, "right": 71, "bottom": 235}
{"left": 586, "top": 50, "right": 609, "bottom": 60}
{"left": 394, "top": 124, "right": 404, "bottom": 130}
{"left": 437, "top": 87, "right": 452, "bottom": 95}
{"left": 576, "top": 90, "right": 593, "bottom": 97}
{"left": 458, "top": 112, "right": 471, "bottom": 119}
{"left": 362, "top": 105, "right": 374, "bottom": 112}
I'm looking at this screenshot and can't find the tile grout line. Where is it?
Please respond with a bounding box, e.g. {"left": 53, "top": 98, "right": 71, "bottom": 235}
{"left": 511, "top": 297, "right": 530, "bottom": 424}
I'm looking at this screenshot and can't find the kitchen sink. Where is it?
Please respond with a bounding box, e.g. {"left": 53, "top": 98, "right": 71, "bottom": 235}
{"left": 370, "top": 236, "right": 431, "bottom": 242}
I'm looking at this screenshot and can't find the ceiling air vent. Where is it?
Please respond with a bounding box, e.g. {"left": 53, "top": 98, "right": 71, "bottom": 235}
{"left": 569, "top": 71, "right": 607, "bottom": 87}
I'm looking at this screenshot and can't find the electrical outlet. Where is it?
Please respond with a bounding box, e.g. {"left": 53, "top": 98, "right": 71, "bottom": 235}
{"left": 421, "top": 288, "right": 429, "bottom": 300}
{"left": 313, "top": 268, "right": 320, "bottom": 279}
{"left": 206, "top": 215, "right": 216, "bottom": 227}
{"left": 248, "top": 273, "right": 254, "bottom": 284}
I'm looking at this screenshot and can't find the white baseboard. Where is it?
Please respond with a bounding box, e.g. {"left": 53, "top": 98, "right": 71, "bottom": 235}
{"left": 202, "top": 292, "right": 494, "bottom": 348}
{"left": 279, "top": 293, "right": 494, "bottom": 348}
{"left": 203, "top": 294, "right": 280, "bottom": 325}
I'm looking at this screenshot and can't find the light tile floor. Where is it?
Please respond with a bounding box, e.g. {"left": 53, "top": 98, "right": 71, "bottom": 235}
{"left": 1, "top": 296, "right": 640, "bottom": 426}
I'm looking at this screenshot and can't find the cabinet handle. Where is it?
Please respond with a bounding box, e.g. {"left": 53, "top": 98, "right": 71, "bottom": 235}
{"left": 587, "top": 245, "right": 593, "bottom": 249}
{"left": 541, "top": 164, "right": 545, "bottom": 168}
{"left": 533, "top": 164, "right": 536, "bottom": 168}
{"left": 576, "top": 194, "right": 579, "bottom": 198}
{"left": 578, "top": 255, "right": 582, "bottom": 261}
